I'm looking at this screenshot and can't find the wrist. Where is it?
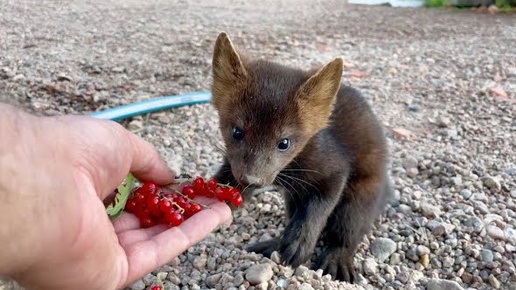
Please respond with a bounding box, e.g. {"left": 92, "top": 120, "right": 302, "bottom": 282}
{"left": 0, "top": 104, "right": 49, "bottom": 277}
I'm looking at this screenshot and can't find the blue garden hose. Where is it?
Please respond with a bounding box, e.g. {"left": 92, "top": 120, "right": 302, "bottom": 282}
{"left": 88, "top": 91, "right": 212, "bottom": 121}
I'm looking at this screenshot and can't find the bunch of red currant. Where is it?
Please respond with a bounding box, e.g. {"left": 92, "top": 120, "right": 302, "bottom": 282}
{"left": 124, "top": 176, "right": 242, "bottom": 228}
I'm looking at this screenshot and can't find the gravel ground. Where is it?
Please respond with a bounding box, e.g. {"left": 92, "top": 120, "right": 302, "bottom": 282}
{"left": 1, "top": 0, "right": 516, "bottom": 289}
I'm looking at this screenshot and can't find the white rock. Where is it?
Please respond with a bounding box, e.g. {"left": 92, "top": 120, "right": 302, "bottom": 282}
{"left": 426, "top": 278, "right": 464, "bottom": 290}
{"left": 245, "top": 264, "right": 273, "bottom": 285}
{"left": 362, "top": 258, "right": 378, "bottom": 275}
{"left": 504, "top": 228, "right": 516, "bottom": 245}
{"left": 369, "top": 237, "right": 397, "bottom": 263}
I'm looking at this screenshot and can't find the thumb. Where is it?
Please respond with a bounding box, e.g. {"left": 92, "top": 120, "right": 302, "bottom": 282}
{"left": 124, "top": 130, "right": 176, "bottom": 185}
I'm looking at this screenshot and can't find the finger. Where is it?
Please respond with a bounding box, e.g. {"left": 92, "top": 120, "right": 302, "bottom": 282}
{"left": 120, "top": 201, "right": 232, "bottom": 288}
{"left": 115, "top": 198, "right": 231, "bottom": 245}
{"left": 112, "top": 212, "right": 141, "bottom": 233}
{"left": 125, "top": 131, "right": 175, "bottom": 185}
{"left": 112, "top": 196, "right": 225, "bottom": 234}
{"left": 117, "top": 225, "right": 169, "bottom": 248}
{"left": 115, "top": 198, "right": 232, "bottom": 246}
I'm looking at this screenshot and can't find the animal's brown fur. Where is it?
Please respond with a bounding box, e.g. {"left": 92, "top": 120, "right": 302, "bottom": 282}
{"left": 210, "top": 32, "right": 393, "bottom": 283}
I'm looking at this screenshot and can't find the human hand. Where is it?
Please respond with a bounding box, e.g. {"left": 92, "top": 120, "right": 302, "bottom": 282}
{"left": 0, "top": 104, "right": 232, "bottom": 290}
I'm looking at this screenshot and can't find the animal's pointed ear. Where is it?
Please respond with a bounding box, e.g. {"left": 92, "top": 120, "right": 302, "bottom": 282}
{"left": 211, "top": 32, "right": 248, "bottom": 110}
{"left": 212, "top": 32, "right": 247, "bottom": 82}
{"left": 295, "top": 58, "right": 343, "bottom": 133}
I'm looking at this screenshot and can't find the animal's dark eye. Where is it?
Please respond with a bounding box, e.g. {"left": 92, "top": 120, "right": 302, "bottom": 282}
{"left": 232, "top": 127, "right": 245, "bottom": 141}
{"left": 277, "top": 138, "right": 290, "bottom": 151}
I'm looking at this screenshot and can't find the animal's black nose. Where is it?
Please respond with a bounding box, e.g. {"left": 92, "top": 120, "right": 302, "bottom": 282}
{"left": 240, "top": 174, "right": 263, "bottom": 187}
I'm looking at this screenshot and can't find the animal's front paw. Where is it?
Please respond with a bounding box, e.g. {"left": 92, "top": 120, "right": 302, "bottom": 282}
{"left": 246, "top": 237, "right": 279, "bottom": 258}
{"left": 278, "top": 234, "right": 314, "bottom": 268}
{"left": 314, "top": 248, "right": 356, "bottom": 283}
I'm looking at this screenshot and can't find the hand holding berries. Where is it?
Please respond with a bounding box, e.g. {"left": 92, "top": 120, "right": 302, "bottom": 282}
{"left": 125, "top": 176, "right": 243, "bottom": 228}
{"left": 0, "top": 103, "right": 232, "bottom": 290}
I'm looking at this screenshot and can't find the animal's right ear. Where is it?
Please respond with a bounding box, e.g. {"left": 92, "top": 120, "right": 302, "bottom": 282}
{"left": 211, "top": 32, "right": 248, "bottom": 109}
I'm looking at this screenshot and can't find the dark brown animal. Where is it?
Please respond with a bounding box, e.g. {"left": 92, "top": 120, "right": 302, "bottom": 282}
{"left": 210, "top": 32, "right": 393, "bottom": 283}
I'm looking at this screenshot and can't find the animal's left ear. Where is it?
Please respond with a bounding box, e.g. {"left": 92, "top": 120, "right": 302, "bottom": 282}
{"left": 211, "top": 32, "right": 248, "bottom": 111}
{"left": 295, "top": 58, "right": 343, "bottom": 133}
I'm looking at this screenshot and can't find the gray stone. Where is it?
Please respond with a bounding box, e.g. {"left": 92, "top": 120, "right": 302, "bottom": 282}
{"left": 245, "top": 264, "right": 273, "bottom": 285}
{"left": 437, "top": 116, "right": 451, "bottom": 127}
{"left": 192, "top": 255, "right": 207, "bottom": 270}
{"left": 410, "top": 270, "right": 424, "bottom": 282}
{"left": 488, "top": 274, "right": 501, "bottom": 289}
{"left": 459, "top": 189, "right": 473, "bottom": 200}
{"left": 276, "top": 279, "right": 289, "bottom": 288}
{"left": 270, "top": 251, "right": 281, "bottom": 264}
{"left": 505, "top": 228, "right": 516, "bottom": 245}
{"left": 233, "top": 272, "right": 245, "bottom": 287}
{"left": 142, "top": 274, "right": 157, "bottom": 285}
{"left": 295, "top": 265, "right": 310, "bottom": 278}
{"left": 482, "top": 176, "right": 501, "bottom": 192}
{"left": 298, "top": 283, "right": 314, "bottom": 290}
{"left": 396, "top": 270, "right": 409, "bottom": 283}
{"left": 487, "top": 225, "right": 505, "bottom": 240}
{"left": 398, "top": 204, "right": 412, "bottom": 214}
{"left": 420, "top": 203, "right": 441, "bottom": 218}
{"left": 390, "top": 253, "right": 401, "bottom": 265}
{"left": 12, "top": 74, "right": 25, "bottom": 82}
{"left": 451, "top": 176, "right": 462, "bottom": 186}
{"left": 426, "top": 278, "right": 464, "bottom": 290}
{"left": 408, "top": 103, "right": 421, "bottom": 112}
{"left": 481, "top": 249, "right": 494, "bottom": 263}
{"left": 464, "top": 217, "right": 483, "bottom": 232}
{"left": 432, "top": 223, "right": 456, "bottom": 236}
{"left": 369, "top": 237, "right": 397, "bottom": 262}
{"left": 128, "top": 279, "right": 145, "bottom": 290}
{"left": 362, "top": 258, "right": 378, "bottom": 275}
{"left": 407, "top": 167, "right": 419, "bottom": 178}
{"left": 402, "top": 156, "right": 419, "bottom": 170}
{"left": 206, "top": 273, "right": 222, "bottom": 288}
{"left": 416, "top": 245, "right": 430, "bottom": 255}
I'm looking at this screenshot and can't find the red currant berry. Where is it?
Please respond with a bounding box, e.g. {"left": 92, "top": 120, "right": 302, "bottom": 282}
{"left": 230, "top": 193, "right": 243, "bottom": 207}
{"left": 192, "top": 177, "right": 205, "bottom": 191}
{"left": 180, "top": 202, "right": 192, "bottom": 217}
{"left": 158, "top": 199, "right": 172, "bottom": 213}
{"left": 134, "top": 207, "right": 149, "bottom": 220}
{"left": 166, "top": 210, "right": 184, "bottom": 227}
{"left": 134, "top": 192, "right": 146, "bottom": 204}
{"left": 146, "top": 195, "right": 160, "bottom": 215}
{"left": 229, "top": 188, "right": 241, "bottom": 198}
{"left": 182, "top": 184, "right": 196, "bottom": 199}
{"left": 215, "top": 187, "right": 229, "bottom": 201}
{"left": 140, "top": 181, "right": 158, "bottom": 196}
{"left": 207, "top": 178, "right": 218, "bottom": 190}
{"left": 164, "top": 192, "right": 179, "bottom": 200}
{"left": 189, "top": 203, "right": 202, "bottom": 215}
{"left": 151, "top": 285, "right": 162, "bottom": 290}
{"left": 140, "top": 217, "right": 156, "bottom": 228}
{"left": 125, "top": 199, "right": 137, "bottom": 213}
{"left": 172, "top": 195, "right": 186, "bottom": 205}
{"left": 205, "top": 189, "right": 215, "bottom": 198}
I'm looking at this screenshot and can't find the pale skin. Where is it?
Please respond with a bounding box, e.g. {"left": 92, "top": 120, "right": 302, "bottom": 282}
{"left": 0, "top": 103, "right": 232, "bottom": 290}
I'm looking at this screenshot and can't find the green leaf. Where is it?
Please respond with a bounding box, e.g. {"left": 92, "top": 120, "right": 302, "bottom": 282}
{"left": 106, "top": 172, "right": 136, "bottom": 221}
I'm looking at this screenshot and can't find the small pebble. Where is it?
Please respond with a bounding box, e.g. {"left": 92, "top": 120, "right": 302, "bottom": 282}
{"left": 295, "top": 265, "right": 310, "bottom": 279}
{"left": 482, "top": 176, "right": 501, "bottom": 192}
{"left": 362, "top": 258, "right": 378, "bottom": 275}
{"left": 128, "top": 280, "right": 145, "bottom": 290}
{"left": 487, "top": 225, "right": 505, "bottom": 240}
{"left": 369, "top": 237, "right": 397, "bottom": 262}
{"left": 488, "top": 274, "right": 501, "bottom": 289}
{"left": 426, "top": 278, "right": 465, "bottom": 290}
{"left": 245, "top": 264, "right": 273, "bottom": 285}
